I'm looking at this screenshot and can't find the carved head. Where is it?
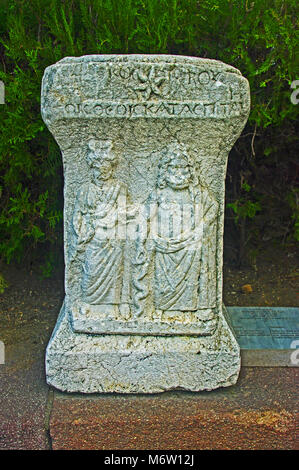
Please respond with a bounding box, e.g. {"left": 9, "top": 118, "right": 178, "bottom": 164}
{"left": 86, "top": 139, "right": 117, "bottom": 182}
{"left": 157, "top": 143, "right": 198, "bottom": 190}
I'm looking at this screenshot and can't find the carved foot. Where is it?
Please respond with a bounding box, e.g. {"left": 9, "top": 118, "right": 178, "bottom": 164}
{"left": 119, "top": 303, "right": 131, "bottom": 321}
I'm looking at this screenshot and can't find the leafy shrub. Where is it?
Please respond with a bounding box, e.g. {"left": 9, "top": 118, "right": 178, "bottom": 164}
{"left": 0, "top": 0, "right": 298, "bottom": 272}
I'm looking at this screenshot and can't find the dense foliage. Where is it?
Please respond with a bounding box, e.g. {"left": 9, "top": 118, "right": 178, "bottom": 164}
{"left": 0, "top": 0, "right": 298, "bottom": 273}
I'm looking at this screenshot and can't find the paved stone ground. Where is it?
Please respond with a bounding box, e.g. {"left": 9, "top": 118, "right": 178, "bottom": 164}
{"left": 50, "top": 367, "right": 299, "bottom": 450}
{"left": 0, "top": 342, "right": 298, "bottom": 449}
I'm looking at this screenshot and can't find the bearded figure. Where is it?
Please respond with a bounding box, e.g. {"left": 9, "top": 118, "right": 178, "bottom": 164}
{"left": 147, "top": 143, "right": 218, "bottom": 315}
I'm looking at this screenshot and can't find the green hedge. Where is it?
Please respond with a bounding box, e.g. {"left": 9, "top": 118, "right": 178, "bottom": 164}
{"left": 0, "top": 0, "right": 298, "bottom": 272}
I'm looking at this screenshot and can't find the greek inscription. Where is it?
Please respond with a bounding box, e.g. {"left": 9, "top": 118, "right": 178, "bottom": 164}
{"left": 198, "top": 71, "right": 210, "bottom": 85}
{"left": 62, "top": 100, "right": 243, "bottom": 118}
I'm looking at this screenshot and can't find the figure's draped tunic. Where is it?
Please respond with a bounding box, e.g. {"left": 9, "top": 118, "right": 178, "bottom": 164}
{"left": 150, "top": 185, "right": 218, "bottom": 311}
{"left": 72, "top": 181, "right": 128, "bottom": 305}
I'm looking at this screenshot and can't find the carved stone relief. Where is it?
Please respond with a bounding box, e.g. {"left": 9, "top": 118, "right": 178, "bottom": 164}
{"left": 42, "top": 55, "right": 250, "bottom": 393}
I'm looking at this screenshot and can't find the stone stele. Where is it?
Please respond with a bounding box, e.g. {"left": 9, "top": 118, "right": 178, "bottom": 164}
{"left": 41, "top": 55, "right": 250, "bottom": 393}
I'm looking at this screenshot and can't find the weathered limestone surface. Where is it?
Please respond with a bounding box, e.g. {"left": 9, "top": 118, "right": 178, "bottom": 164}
{"left": 41, "top": 55, "right": 250, "bottom": 393}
